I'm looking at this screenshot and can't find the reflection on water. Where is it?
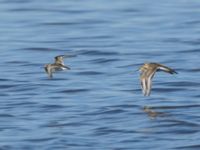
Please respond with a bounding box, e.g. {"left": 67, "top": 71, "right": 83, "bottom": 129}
{"left": 1, "top": 0, "right": 200, "bottom": 149}
{"left": 143, "top": 106, "right": 166, "bottom": 119}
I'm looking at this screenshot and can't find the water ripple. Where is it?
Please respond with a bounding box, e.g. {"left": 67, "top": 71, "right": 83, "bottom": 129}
{"left": 79, "top": 50, "right": 120, "bottom": 56}
{"left": 60, "top": 89, "right": 90, "bottom": 94}
{"left": 1, "top": 0, "right": 200, "bottom": 149}
{"left": 175, "top": 144, "right": 200, "bottom": 150}
{"left": 76, "top": 71, "right": 104, "bottom": 75}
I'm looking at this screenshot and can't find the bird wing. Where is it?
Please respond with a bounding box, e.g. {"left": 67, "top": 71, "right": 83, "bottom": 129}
{"left": 140, "top": 67, "right": 157, "bottom": 96}
{"left": 44, "top": 65, "right": 53, "bottom": 78}
{"left": 62, "top": 65, "right": 71, "bottom": 70}
{"left": 53, "top": 64, "right": 70, "bottom": 70}
{"left": 157, "top": 64, "right": 177, "bottom": 74}
{"left": 44, "top": 66, "right": 48, "bottom": 74}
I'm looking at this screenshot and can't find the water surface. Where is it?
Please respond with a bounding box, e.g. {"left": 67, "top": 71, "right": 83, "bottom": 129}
{"left": 1, "top": 0, "right": 200, "bottom": 149}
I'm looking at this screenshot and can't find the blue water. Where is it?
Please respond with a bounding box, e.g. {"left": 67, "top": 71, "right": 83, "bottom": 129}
{"left": 1, "top": 0, "right": 200, "bottom": 149}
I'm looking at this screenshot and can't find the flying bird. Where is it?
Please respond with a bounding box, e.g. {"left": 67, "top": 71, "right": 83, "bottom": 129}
{"left": 44, "top": 55, "right": 71, "bottom": 78}
{"left": 139, "top": 63, "right": 177, "bottom": 96}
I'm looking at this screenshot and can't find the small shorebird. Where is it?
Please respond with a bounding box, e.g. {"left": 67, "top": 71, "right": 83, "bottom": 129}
{"left": 139, "top": 63, "right": 177, "bottom": 96}
{"left": 44, "top": 55, "right": 71, "bottom": 78}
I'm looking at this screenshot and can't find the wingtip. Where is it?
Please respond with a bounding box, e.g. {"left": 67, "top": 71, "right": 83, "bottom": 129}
{"left": 171, "top": 70, "right": 178, "bottom": 74}
{"left": 65, "top": 66, "right": 71, "bottom": 70}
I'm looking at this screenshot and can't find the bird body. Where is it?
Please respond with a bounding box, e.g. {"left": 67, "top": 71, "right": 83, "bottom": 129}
{"left": 139, "top": 63, "right": 177, "bottom": 96}
{"left": 44, "top": 55, "right": 70, "bottom": 78}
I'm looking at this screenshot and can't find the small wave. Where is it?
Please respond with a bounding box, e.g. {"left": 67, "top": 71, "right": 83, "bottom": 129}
{"left": 153, "top": 87, "right": 186, "bottom": 92}
{"left": 90, "top": 58, "right": 120, "bottom": 64}
{"left": 40, "top": 104, "right": 65, "bottom": 109}
{"left": 49, "top": 122, "right": 91, "bottom": 127}
{"left": 150, "top": 104, "right": 200, "bottom": 110}
{"left": 25, "top": 47, "right": 59, "bottom": 51}
{"left": 163, "top": 81, "right": 200, "bottom": 87}
{"left": 76, "top": 71, "right": 104, "bottom": 75}
{"left": 0, "top": 78, "right": 11, "bottom": 82}
{"left": 25, "top": 137, "right": 55, "bottom": 143}
{"left": 60, "top": 89, "right": 90, "bottom": 94}
{"left": 175, "top": 144, "right": 200, "bottom": 150}
{"left": 93, "top": 127, "right": 133, "bottom": 136}
{"left": 97, "top": 109, "right": 126, "bottom": 115}
{"left": 177, "top": 48, "right": 200, "bottom": 54}
{"left": 0, "top": 84, "right": 19, "bottom": 89}
{"left": 119, "top": 8, "right": 140, "bottom": 13}
{"left": 6, "top": 60, "right": 30, "bottom": 64}
{"left": 0, "top": 114, "right": 15, "bottom": 118}
{"left": 78, "top": 50, "right": 120, "bottom": 56}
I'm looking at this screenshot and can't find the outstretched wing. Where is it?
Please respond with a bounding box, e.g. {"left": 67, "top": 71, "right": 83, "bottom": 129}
{"left": 54, "top": 64, "right": 71, "bottom": 70}
{"left": 157, "top": 64, "right": 177, "bottom": 74}
{"left": 62, "top": 65, "right": 71, "bottom": 70}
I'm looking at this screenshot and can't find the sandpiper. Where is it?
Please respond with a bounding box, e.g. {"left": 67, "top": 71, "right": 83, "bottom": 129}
{"left": 139, "top": 63, "right": 177, "bottom": 96}
{"left": 44, "top": 55, "right": 70, "bottom": 78}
